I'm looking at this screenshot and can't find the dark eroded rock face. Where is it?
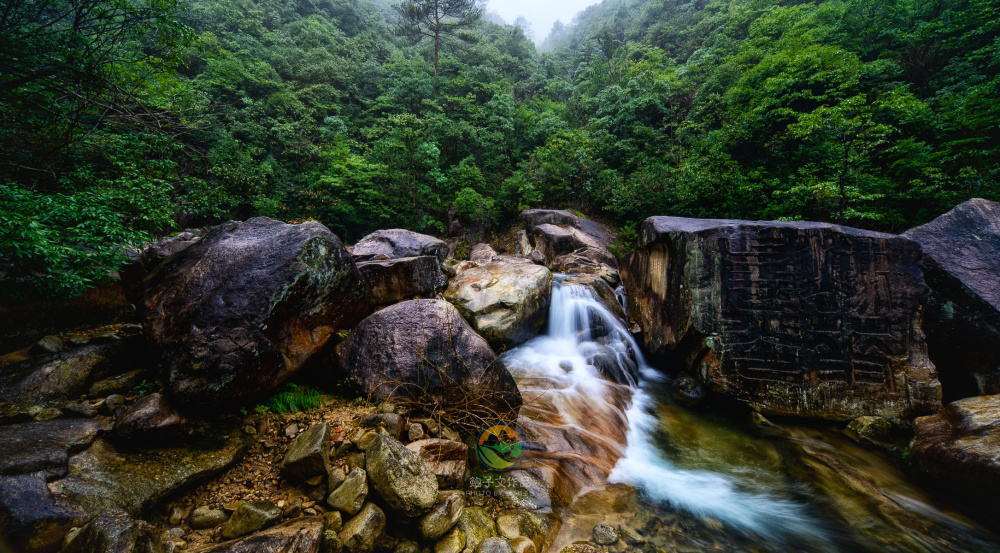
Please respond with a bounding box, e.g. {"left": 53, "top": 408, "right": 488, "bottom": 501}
{"left": 444, "top": 257, "right": 552, "bottom": 350}
{"left": 903, "top": 198, "right": 1000, "bottom": 399}
{"left": 352, "top": 229, "right": 448, "bottom": 263}
{"left": 0, "top": 419, "right": 100, "bottom": 476}
{"left": 357, "top": 256, "right": 447, "bottom": 307}
{"left": 0, "top": 338, "right": 145, "bottom": 409}
{"left": 192, "top": 517, "right": 324, "bottom": 553}
{"left": 910, "top": 394, "right": 1000, "bottom": 502}
{"left": 62, "top": 509, "right": 164, "bottom": 553}
{"left": 623, "top": 217, "right": 941, "bottom": 420}
{"left": 337, "top": 300, "right": 522, "bottom": 421}
{"left": 141, "top": 217, "right": 368, "bottom": 411}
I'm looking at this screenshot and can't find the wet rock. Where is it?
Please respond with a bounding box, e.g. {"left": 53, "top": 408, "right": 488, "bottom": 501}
{"left": 844, "top": 416, "right": 909, "bottom": 449}
{"left": 53, "top": 428, "right": 247, "bottom": 518}
{"left": 0, "top": 471, "right": 87, "bottom": 553}
{"left": 515, "top": 231, "right": 533, "bottom": 257}
{"left": 365, "top": 435, "right": 438, "bottom": 517}
{"left": 0, "top": 419, "right": 100, "bottom": 476}
{"left": 419, "top": 491, "right": 465, "bottom": 540}
{"left": 61, "top": 509, "right": 164, "bottom": 553}
{"left": 62, "top": 401, "right": 99, "bottom": 418}
{"left": 336, "top": 300, "right": 521, "bottom": 422}
{"left": 672, "top": 372, "right": 705, "bottom": 406}
{"left": 558, "top": 543, "right": 601, "bottom": 553}
{"left": 406, "top": 439, "right": 468, "bottom": 489}
{"left": 910, "top": 394, "right": 1000, "bottom": 499}
{"left": 352, "top": 229, "right": 448, "bottom": 264}
{"left": 618, "top": 525, "right": 645, "bottom": 546}
{"left": 476, "top": 537, "right": 513, "bottom": 553}
{"left": 357, "top": 256, "right": 447, "bottom": 307}
{"left": 623, "top": 216, "right": 941, "bottom": 420}
{"left": 281, "top": 423, "right": 331, "bottom": 482}
{"left": 434, "top": 528, "right": 465, "bottom": 553}
{"left": 455, "top": 506, "right": 496, "bottom": 551}
{"left": 192, "top": 517, "right": 324, "bottom": 553}
{"left": 591, "top": 525, "right": 618, "bottom": 546}
{"left": 141, "top": 217, "right": 369, "bottom": 412}
{"left": 470, "top": 244, "right": 498, "bottom": 263}
{"left": 112, "top": 393, "right": 186, "bottom": 442}
{"left": 338, "top": 503, "right": 385, "bottom": 553}
{"left": 326, "top": 468, "right": 368, "bottom": 516}
{"left": 32, "top": 406, "right": 63, "bottom": 421}
{"left": 903, "top": 198, "right": 1000, "bottom": 400}
{"left": 220, "top": 501, "right": 283, "bottom": 540}
{"left": 444, "top": 257, "right": 552, "bottom": 350}
{"left": 162, "top": 527, "right": 185, "bottom": 541}
{"left": 190, "top": 506, "right": 228, "bottom": 529}
{"left": 0, "top": 338, "right": 144, "bottom": 407}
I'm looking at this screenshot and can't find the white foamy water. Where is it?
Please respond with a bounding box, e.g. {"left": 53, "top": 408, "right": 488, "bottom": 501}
{"left": 507, "top": 277, "right": 833, "bottom": 546}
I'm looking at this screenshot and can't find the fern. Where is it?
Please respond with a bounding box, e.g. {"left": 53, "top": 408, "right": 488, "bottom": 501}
{"left": 261, "top": 383, "right": 324, "bottom": 414}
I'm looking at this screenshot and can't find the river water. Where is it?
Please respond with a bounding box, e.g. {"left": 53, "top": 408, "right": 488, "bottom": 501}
{"left": 503, "top": 277, "right": 1000, "bottom": 553}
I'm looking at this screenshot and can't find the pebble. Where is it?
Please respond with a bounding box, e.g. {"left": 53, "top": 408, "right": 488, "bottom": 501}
{"left": 168, "top": 506, "right": 185, "bottom": 526}
{"left": 304, "top": 508, "right": 318, "bottom": 516}
{"left": 592, "top": 525, "right": 619, "bottom": 546}
{"left": 285, "top": 424, "right": 299, "bottom": 437}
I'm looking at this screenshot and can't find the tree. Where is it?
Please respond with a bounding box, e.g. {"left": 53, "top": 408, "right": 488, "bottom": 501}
{"left": 395, "top": 0, "right": 483, "bottom": 77}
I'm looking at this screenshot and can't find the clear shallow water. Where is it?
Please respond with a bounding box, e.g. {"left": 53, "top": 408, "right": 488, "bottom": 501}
{"left": 505, "top": 277, "right": 1000, "bottom": 552}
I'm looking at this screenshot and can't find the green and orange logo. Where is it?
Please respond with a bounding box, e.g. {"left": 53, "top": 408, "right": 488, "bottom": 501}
{"left": 476, "top": 423, "right": 524, "bottom": 471}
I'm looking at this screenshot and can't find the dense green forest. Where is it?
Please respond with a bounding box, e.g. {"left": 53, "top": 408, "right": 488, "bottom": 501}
{"left": 1, "top": 0, "right": 997, "bottom": 298}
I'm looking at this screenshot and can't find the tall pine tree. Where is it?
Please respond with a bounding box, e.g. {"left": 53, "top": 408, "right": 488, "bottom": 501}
{"left": 395, "top": 0, "right": 482, "bottom": 76}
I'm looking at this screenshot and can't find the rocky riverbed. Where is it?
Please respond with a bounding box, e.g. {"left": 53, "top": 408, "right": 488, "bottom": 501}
{"left": 2, "top": 201, "right": 1000, "bottom": 553}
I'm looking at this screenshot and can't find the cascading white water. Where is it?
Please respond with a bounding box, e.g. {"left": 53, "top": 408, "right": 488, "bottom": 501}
{"left": 505, "top": 276, "right": 833, "bottom": 546}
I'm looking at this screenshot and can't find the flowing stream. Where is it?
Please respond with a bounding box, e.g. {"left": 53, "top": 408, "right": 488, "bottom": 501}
{"left": 502, "top": 276, "right": 1000, "bottom": 553}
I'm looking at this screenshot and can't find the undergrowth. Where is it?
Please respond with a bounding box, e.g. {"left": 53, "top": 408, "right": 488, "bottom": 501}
{"left": 256, "top": 383, "right": 325, "bottom": 414}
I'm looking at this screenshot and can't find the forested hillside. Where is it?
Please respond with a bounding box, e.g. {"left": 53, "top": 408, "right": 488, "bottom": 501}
{"left": 2, "top": 0, "right": 997, "bottom": 298}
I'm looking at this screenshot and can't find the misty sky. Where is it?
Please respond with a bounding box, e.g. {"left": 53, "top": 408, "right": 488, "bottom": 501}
{"left": 488, "top": 0, "right": 598, "bottom": 43}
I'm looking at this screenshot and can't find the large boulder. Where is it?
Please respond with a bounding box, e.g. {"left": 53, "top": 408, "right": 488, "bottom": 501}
{"left": 521, "top": 210, "right": 618, "bottom": 282}
{"left": 141, "top": 217, "right": 369, "bottom": 411}
{"left": 903, "top": 198, "right": 1000, "bottom": 399}
{"left": 112, "top": 393, "right": 187, "bottom": 442}
{"left": 366, "top": 435, "right": 438, "bottom": 517}
{"left": 444, "top": 257, "right": 552, "bottom": 350}
{"left": 352, "top": 229, "right": 448, "bottom": 263}
{"left": 336, "top": 299, "right": 522, "bottom": 422}
{"left": 0, "top": 419, "right": 100, "bottom": 476}
{"left": 357, "top": 256, "right": 447, "bottom": 307}
{"left": 909, "top": 394, "right": 1000, "bottom": 502}
{"left": 622, "top": 217, "right": 941, "bottom": 420}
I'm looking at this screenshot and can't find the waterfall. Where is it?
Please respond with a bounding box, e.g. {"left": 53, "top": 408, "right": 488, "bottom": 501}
{"left": 504, "top": 276, "right": 833, "bottom": 547}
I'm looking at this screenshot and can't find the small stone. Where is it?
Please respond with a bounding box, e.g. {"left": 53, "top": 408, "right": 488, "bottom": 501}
{"left": 420, "top": 491, "right": 465, "bottom": 540}
{"left": 162, "top": 527, "right": 185, "bottom": 540}
{"left": 224, "top": 501, "right": 243, "bottom": 512}
{"left": 327, "top": 468, "right": 347, "bottom": 494}
{"left": 190, "top": 506, "right": 228, "bottom": 529}
{"left": 243, "top": 425, "right": 257, "bottom": 435}
{"left": 366, "top": 434, "right": 439, "bottom": 517}
{"left": 439, "top": 424, "right": 460, "bottom": 442}
{"left": 324, "top": 511, "right": 343, "bottom": 532}
{"left": 435, "top": 528, "right": 466, "bottom": 553}
{"left": 324, "top": 530, "right": 344, "bottom": 553}
{"left": 305, "top": 475, "right": 324, "bottom": 487}
{"left": 346, "top": 452, "right": 366, "bottom": 472}
{"left": 618, "top": 525, "right": 645, "bottom": 546}
{"left": 394, "top": 540, "right": 421, "bottom": 553}
{"left": 281, "top": 423, "right": 331, "bottom": 482}
{"left": 34, "top": 335, "right": 64, "bottom": 354}
{"left": 406, "top": 439, "right": 468, "bottom": 489}
{"left": 379, "top": 403, "right": 396, "bottom": 414}
{"left": 168, "top": 506, "right": 185, "bottom": 526}
{"left": 62, "top": 527, "right": 81, "bottom": 550}
{"left": 476, "top": 537, "right": 514, "bottom": 553}
{"left": 304, "top": 508, "right": 319, "bottom": 516}
{"left": 592, "top": 525, "right": 619, "bottom": 546}
{"left": 103, "top": 394, "right": 126, "bottom": 413}
{"left": 627, "top": 511, "right": 655, "bottom": 535}
{"left": 413, "top": 418, "right": 440, "bottom": 436}
{"left": 163, "top": 542, "right": 176, "bottom": 553}
{"left": 63, "top": 402, "right": 99, "bottom": 418}
{"left": 220, "top": 501, "right": 282, "bottom": 539}
{"left": 408, "top": 423, "right": 425, "bottom": 442}
{"left": 338, "top": 503, "right": 386, "bottom": 553}
{"left": 355, "top": 430, "right": 379, "bottom": 451}
{"left": 326, "top": 468, "right": 368, "bottom": 515}
{"left": 285, "top": 424, "right": 300, "bottom": 438}
{"left": 32, "top": 407, "right": 62, "bottom": 421}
